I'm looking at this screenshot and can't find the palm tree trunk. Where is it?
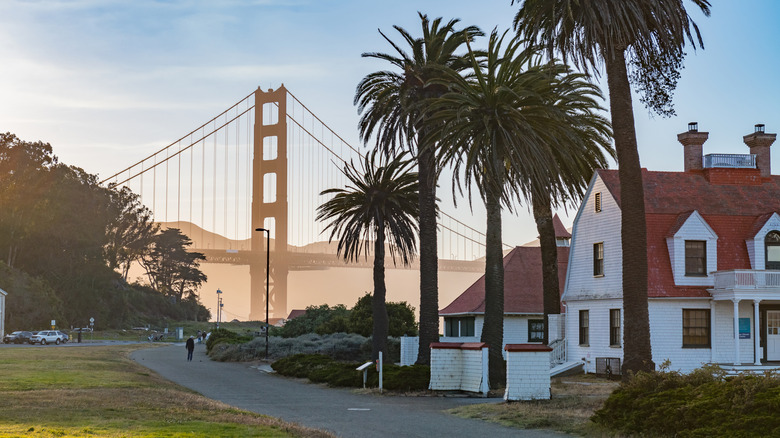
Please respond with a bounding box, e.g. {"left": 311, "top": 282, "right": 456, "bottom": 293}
{"left": 416, "top": 146, "right": 439, "bottom": 365}
{"left": 532, "top": 191, "right": 560, "bottom": 345}
{"left": 481, "top": 187, "right": 506, "bottom": 388}
{"left": 605, "top": 48, "right": 654, "bottom": 376}
{"left": 373, "top": 224, "right": 389, "bottom": 360}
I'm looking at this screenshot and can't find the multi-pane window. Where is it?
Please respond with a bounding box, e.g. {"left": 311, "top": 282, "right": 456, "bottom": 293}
{"left": 579, "top": 310, "right": 589, "bottom": 346}
{"left": 609, "top": 309, "right": 621, "bottom": 347}
{"left": 682, "top": 309, "right": 711, "bottom": 348}
{"left": 445, "top": 317, "right": 475, "bottom": 337}
{"left": 528, "top": 319, "right": 545, "bottom": 342}
{"left": 685, "top": 240, "right": 707, "bottom": 276}
{"left": 593, "top": 243, "right": 604, "bottom": 276}
{"left": 766, "top": 231, "right": 780, "bottom": 270}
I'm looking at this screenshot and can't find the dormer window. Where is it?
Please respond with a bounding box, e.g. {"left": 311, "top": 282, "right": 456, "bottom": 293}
{"left": 766, "top": 231, "right": 780, "bottom": 270}
{"left": 685, "top": 241, "right": 707, "bottom": 276}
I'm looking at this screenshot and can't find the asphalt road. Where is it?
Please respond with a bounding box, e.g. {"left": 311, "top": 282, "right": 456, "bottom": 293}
{"left": 130, "top": 343, "right": 567, "bottom": 438}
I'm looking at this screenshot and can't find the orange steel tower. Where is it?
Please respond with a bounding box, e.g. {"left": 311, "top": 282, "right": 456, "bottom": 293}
{"left": 250, "top": 86, "right": 289, "bottom": 320}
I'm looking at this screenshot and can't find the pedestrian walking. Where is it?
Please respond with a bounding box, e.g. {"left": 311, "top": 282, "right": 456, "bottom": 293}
{"left": 185, "top": 336, "right": 195, "bottom": 361}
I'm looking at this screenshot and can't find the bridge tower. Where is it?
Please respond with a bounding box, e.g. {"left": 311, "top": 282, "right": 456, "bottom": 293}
{"left": 250, "top": 86, "right": 289, "bottom": 320}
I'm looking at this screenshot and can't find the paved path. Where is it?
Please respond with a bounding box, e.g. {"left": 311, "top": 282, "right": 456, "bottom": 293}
{"left": 131, "top": 344, "right": 566, "bottom": 438}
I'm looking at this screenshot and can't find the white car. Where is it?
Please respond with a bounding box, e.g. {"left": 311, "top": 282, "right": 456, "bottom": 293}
{"left": 31, "top": 330, "right": 68, "bottom": 345}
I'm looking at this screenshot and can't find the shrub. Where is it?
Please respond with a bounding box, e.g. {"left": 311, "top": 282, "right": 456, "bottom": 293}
{"left": 272, "top": 353, "right": 429, "bottom": 391}
{"left": 349, "top": 293, "right": 418, "bottom": 337}
{"left": 205, "top": 328, "right": 252, "bottom": 353}
{"left": 593, "top": 366, "right": 780, "bottom": 437}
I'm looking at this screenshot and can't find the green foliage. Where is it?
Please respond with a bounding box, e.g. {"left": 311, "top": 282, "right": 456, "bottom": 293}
{"left": 205, "top": 328, "right": 252, "bottom": 353}
{"left": 0, "top": 261, "right": 63, "bottom": 330}
{"left": 0, "top": 133, "right": 209, "bottom": 328}
{"left": 349, "top": 292, "right": 417, "bottom": 339}
{"left": 277, "top": 304, "right": 350, "bottom": 338}
{"left": 593, "top": 366, "right": 780, "bottom": 437}
{"left": 279, "top": 295, "right": 418, "bottom": 339}
{"left": 140, "top": 227, "right": 206, "bottom": 301}
{"left": 271, "top": 353, "right": 430, "bottom": 391}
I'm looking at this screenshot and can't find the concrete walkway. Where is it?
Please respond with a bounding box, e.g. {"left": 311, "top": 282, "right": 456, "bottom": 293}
{"left": 131, "top": 344, "right": 567, "bottom": 438}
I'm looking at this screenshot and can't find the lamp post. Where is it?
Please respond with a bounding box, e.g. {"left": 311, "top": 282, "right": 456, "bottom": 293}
{"left": 216, "top": 289, "right": 223, "bottom": 328}
{"left": 256, "top": 227, "right": 271, "bottom": 359}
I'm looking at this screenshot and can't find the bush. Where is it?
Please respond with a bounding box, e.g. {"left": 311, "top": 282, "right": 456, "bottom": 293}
{"left": 205, "top": 328, "right": 252, "bottom": 353}
{"left": 592, "top": 366, "right": 780, "bottom": 437}
{"left": 271, "top": 353, "right": 429, "bottom": 391}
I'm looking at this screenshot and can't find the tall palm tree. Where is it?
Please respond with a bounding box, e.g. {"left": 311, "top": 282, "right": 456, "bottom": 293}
{"left": 531, "top": 71, "right": 614, "bottom": 345}
{"left": 514, "top": 0, "right": 710, "bottom": 374}
{"left": 317, "top": 151, "right": 419, "bottom": 359}
{"left": 355, "top": 13, "right": 482, "bottom": 365}
{"left": 427, "top": 30, "right": 611, "bottom": 387}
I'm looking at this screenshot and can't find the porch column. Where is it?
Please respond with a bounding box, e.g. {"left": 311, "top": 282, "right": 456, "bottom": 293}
{"left": 754, "top": 299, "right": 762, "bottom": 365}
{"left": 733, "top": 299, "right": 741, "bottom": 366}
{"left": 710, "top": 300, "right": 717, "bottom": 363}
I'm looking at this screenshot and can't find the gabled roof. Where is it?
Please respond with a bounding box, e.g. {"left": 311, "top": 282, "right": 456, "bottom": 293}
{"left": 286, "top": 309, "right": 306, "bottom": 320}
{"left": 596, "top": 168, "right": 780, "bottom": 298}
{"left": 440, "top": 245, "right": 569, "bottom": 315}
{"left": 552, "top": 214, "right": 572, "bottom": 238}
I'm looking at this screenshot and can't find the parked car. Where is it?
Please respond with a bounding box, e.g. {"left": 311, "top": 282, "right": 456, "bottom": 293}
{"left": 3, "top": 331, "right": 33, "bottom": 344}
{"left": 30, "top": 330, "right": 68, "bottom": 345}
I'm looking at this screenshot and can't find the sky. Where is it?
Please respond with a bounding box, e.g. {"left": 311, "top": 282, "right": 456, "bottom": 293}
{"left": 2, "top": 0, "right": 780, "bottom": 248}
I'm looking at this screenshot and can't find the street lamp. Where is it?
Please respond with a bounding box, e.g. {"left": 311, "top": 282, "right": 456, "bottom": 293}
{"left": 216, "top": 289, "right": 223, "bottom": 328}
{"left": 256, "top": 227, "right": 271, "bottom": 359}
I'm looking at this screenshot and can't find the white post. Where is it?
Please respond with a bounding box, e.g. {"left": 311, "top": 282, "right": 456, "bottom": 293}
{"left": 710, "top": 300, "right": 717, "bottom": 364}
{"left": 733, "top": 299, "right": 741, "bottom": 366}
{"left": 754, "top": 299, "right": 762, "bottom": 365}
{"left": 378, "top": 351, "right": 383, "bottom": 393}
{"left": 481, "top": 346, "right": 489, "bottom": 396}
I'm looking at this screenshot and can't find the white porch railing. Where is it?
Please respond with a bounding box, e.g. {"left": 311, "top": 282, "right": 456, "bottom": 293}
{"left": 713, "top": 270, "right": 780, "bottom": 289}
{"left": 549, "top": 339, "right": 566, "bottom": 367}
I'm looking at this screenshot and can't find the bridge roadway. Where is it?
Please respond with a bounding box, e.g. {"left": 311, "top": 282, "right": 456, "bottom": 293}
{"left": 131, "top": 343, "right": 566, "bottom": 438}
{"left": 199, "top": 248, "right": 486, "bottom": 272}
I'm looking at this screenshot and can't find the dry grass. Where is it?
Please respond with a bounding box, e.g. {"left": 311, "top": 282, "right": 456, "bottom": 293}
{"left": 448, "top": 374, "right": 619, "bottom": 436}
{"left": 0, "top": 345, "right": 334, "bottom": 437}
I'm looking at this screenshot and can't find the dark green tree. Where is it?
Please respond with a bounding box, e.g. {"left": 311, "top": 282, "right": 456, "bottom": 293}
{"left": 355, "top": 14, "right": 482, "bottom": 364}
{"left": 140, "top": 228, "right": 207, "bottom": 302}
{"left": 105, "top": 186, "right": 158, "bottom": 281}
{"left": 514, "top": 0, "right": 711, "bottom": 374}
{"left": 317, "top": 151, "right": 419, "bottom": 360}
{"left": 349, "top": 292, "right": 418, "bottom": 337}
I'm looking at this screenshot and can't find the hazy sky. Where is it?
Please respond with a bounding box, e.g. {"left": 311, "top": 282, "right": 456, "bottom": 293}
{"left": 2, "top": 0, "right": 780, "bottom": 246}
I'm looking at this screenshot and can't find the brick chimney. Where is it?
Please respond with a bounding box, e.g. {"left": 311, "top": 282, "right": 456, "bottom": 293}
{"left": 677, "top": 122, "right": 708, "bottom": 171}
{"left": 743, "top": 124, "right": 777, "bottom": 177}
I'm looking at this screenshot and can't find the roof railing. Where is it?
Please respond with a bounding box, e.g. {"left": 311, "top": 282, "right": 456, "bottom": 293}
{"left": 703, "top": 153, "right": 756, "bottom": 169}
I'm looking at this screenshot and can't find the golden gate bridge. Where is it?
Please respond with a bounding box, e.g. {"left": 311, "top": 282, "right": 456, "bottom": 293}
{"left": 101, "top": 86, "right": 508, "bottom": 320}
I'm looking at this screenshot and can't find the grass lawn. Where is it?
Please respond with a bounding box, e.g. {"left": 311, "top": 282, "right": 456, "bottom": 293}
{"left": 448, "top": 374, "right": 619, "bottom": 436}
{"left": 0, "top": 344, "right": 331, "bottom": 437}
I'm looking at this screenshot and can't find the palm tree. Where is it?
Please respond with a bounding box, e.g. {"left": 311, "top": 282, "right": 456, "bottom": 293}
{"left": 514, "top": 0, "right": 711, "bottom": 374}
{"left": 531, "top": 71, "right": 614, "bottom": 345}
{"left": 317, "top": 151, "right": 419, "bottom": 359}
{"left": 355, "top": 13, "right": 482, "bottom": 365}
{"left": 426, "top": 30, "right": 611, "bottom": 387}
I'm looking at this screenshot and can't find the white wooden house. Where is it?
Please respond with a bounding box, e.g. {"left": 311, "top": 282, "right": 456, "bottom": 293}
{"left": 565, "top": 123, "right": 780, "bottom": 373}
{"left": 440, "top": 215, "right": 570, "bottom": 348}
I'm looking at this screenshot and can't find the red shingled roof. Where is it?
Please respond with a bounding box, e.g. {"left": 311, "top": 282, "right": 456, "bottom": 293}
{"left": 598, "top": 168, "right": 780, "bottom": 298}
{"left": 440, "top": 245, "right": 569, "bottom": 315}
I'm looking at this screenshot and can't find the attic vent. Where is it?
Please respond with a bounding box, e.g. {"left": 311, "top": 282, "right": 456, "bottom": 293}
{"left": 594, "top": 192, "right": 602, "bottom": 212}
